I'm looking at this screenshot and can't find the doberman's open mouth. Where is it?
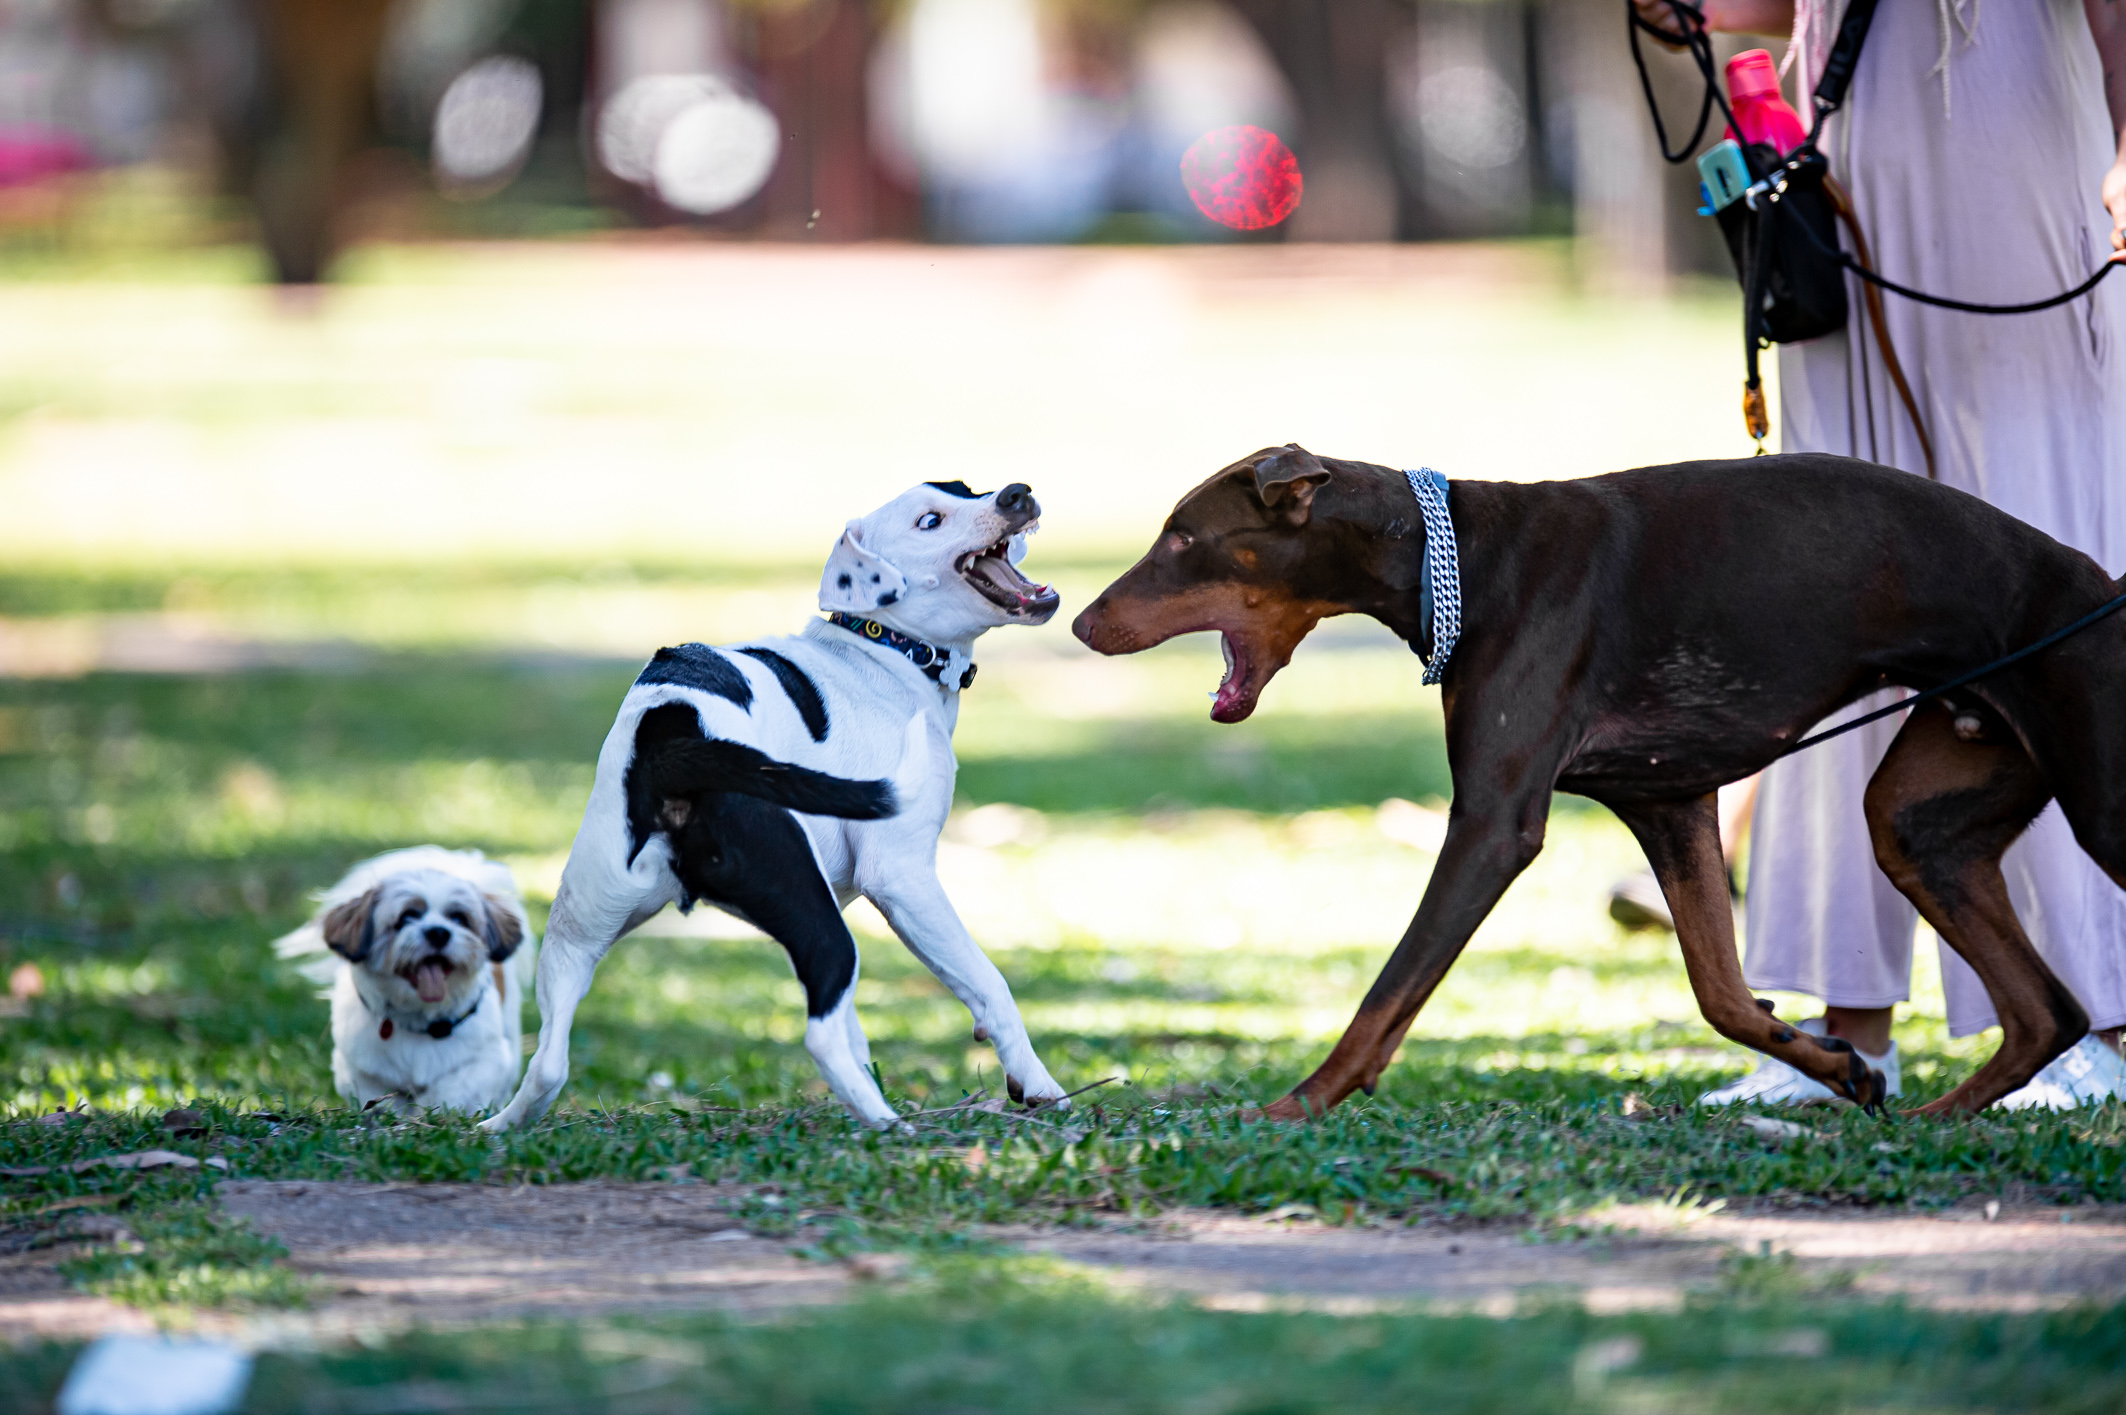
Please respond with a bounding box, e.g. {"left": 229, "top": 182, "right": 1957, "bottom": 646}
{"left": 398, "top": 959, "right": 454, "bottom": 1004}
{"left": 1211, "top": 631, "right": 1260, "bottom": 724}
{"left": 957, "top": 530, "right": 1060, "bottom": 619}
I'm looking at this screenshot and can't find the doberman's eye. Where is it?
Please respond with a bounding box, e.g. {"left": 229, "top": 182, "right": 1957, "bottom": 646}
{"left": 1164, "top": 530, "right": 1194, "bottom": 553}
{"left": 916, "top": 511, "right": 943, "bottom": 530}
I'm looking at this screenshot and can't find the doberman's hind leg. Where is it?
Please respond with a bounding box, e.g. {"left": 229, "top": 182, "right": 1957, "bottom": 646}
{"left": 1611, "top": 795, "right": 1890, "bottom": 1110}
{"left": 1865, "top": 703, "right": 2084, "bottom": 1114}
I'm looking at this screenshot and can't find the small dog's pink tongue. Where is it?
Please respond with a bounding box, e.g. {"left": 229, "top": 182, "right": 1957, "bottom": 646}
{"left": 413, "top": 961, "right": 450, "bottom": 1003}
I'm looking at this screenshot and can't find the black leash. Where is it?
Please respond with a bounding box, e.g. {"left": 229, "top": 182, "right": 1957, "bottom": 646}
{"left": 1630, "top": 0, "right": 2121, "bottom": 320}
{"left": 1782, "top": 588, "right": 2126, "bottom": 756}
{"left": 1627, "top": 0, "right": 1742, "bottom": 161}
{"left": 1774, "top": 203, "right": 2124, "bottom": 315}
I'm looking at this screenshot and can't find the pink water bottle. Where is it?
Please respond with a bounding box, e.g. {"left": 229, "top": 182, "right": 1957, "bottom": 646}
{"left": 1725, "top": 49, "right": 1808, "bottom": 155}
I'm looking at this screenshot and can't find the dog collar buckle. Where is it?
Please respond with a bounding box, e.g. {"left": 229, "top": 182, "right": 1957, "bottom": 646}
{"left": 826, "top": 612, "right": 976, "bottom": 692}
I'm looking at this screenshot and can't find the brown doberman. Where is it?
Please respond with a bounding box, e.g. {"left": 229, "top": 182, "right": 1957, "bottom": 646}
{"left": 1073, "top": 445, "right": 2126, "bottom": 1118}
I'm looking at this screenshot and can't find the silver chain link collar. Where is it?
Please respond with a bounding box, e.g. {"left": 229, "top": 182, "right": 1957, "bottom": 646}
{"left": 1404, "top": 467, "right": 1460, "bottom": 685}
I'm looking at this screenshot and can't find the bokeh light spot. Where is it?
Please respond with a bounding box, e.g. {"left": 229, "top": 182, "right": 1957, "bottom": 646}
{"left": 597, "top": 75, "right": 781, "bottom": 216}
{"left": 652, "top": 89, "right": 780, "bottom": 215}
{"left": 432, "top": 56, "right": 543, "bottom": 197}
{"left": 1180, "top": 124, "right": 1301, "bottom": 231}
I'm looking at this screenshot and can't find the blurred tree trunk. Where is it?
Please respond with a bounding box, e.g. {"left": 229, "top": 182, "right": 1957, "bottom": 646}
{"left": 1229, "top": 0, "right": 1411, "bottom": 241}
{"left": 741, "top": 0, "right": 919, "bottom": 240}
{"left": 247, "top": 0, "right": 393, "bottom": 283}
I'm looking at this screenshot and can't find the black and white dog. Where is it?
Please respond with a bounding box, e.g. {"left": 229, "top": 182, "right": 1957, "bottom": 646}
{"left": 484, "top": 482, "right": 1069, "bottom": 1130}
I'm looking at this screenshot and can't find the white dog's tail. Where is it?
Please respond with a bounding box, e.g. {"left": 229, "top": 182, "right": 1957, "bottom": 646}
{"left": 648, "top": 738, "right": 907, "bottom": 819}
{"left": 273, "top": 921, "right": 340, "bottom": 991}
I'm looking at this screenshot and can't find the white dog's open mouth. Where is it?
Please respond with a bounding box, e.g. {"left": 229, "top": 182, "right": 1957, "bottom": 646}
{"left": 399, "top": 959, "right": 454, "bottom": 1004}
{"left": 957, "top": 533, "right": 1061, "bottom": 618}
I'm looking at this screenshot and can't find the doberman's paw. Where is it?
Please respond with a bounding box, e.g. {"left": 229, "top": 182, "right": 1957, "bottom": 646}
{"left": 1828, "top": 1051, "right": 1890, "bottom": 1115}
{"left": 1260, "top": 1093, "right": 1317, "bottom": 1123}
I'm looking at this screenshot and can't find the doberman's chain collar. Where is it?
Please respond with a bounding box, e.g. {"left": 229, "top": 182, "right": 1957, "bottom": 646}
{"left": 1404, "top": 468, "right": 1460, "bottom": 686}
{"left": 825, "top": 611, "right": 978, "bottom": 692}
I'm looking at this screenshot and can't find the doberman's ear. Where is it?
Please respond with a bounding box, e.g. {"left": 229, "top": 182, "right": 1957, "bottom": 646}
{"left": 321, "top": 887, "right": 381, "bottom": 963}
{"left": 1252, "top": 444, "right": 1332, "bottom": 525}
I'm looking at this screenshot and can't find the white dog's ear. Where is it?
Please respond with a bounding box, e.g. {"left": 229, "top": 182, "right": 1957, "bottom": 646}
{"left": 321, "top": 887, "right": 380, "bottom": 963}
{"left": 819, "top": 523, "right": 909, "bottom": 614}
{"left": 482, "top": 895, "right": 525, "bottom": 962}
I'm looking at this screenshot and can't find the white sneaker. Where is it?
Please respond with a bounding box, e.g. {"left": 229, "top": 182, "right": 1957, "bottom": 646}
{"left": 1697, "top": 1016, "right": 1901, "bottom": 1106}
{"left": 1994, "top": 1035, "right": 2126, "bottom": 1111}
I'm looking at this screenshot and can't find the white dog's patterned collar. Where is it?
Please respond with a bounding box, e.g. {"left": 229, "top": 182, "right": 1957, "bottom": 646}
{"left": 825, "top": 611, "right": 977, "bottom": 692}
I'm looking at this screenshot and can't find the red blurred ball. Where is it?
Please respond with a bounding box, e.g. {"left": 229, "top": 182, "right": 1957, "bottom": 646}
{"left": 1180, "top": 125, "right": 1303, "bottom": 231}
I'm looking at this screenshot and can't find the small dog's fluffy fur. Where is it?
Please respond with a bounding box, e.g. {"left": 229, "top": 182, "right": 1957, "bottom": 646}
{"left": 277, "top": 847, "right": 533, "bottom": 1114}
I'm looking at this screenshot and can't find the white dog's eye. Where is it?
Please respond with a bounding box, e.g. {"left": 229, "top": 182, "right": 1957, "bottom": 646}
{"left": 446, "top": 908, "right": 470, "bottom": 927}
{"left": 397, "top": 907, "right": 421, "bottom": 928}
{"left": 916, "top": 511, "right": 942, "bottom": 530}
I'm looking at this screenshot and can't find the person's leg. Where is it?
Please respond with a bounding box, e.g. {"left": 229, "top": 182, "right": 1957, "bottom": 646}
{"left": 1822, "top": 1006, "right": 1894, "bottom": 1055}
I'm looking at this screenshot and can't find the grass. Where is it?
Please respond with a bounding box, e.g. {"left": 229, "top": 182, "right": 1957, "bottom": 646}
{"left": 6, "top": 1267, "right": 2126, "bottom": 1414}
{"left": 0, "top": 247, "right": 2109, "bottom": 1406}
{"left": 3, "top": 567, "right": 2120, "bottom": 1251}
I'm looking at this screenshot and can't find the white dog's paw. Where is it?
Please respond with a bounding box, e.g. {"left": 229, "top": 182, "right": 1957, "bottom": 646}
{"left": 1005, "top": 1071, "right": 1071, "bottom": 1110}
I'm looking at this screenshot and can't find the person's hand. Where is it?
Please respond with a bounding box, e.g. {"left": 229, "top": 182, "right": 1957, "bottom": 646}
{"left": 1633, "top": 0, "right": 1702, "bottom": 48}
{"left": 2105, "top": 151, "right": 2126, "bottom": 254}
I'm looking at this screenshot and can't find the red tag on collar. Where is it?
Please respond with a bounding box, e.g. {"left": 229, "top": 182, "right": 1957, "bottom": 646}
{"left": 379, "top": 1018, "right": 394, "bottom": 1040}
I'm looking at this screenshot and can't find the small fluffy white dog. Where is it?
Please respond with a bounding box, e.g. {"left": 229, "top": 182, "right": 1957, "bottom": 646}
{"left": 277, "top": 847, "right": 533, "bottom": 1114}
{"left": 484, "top": 480, "right": 1069, "bottom": 1131}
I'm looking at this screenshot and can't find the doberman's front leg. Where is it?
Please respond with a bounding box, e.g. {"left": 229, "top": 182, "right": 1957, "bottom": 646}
{"left": 1265, "top": 796, "right": 1551, "bottom": 1120}
{"left": 1611, "top": 795, "right": 1889, "bottom": 1110}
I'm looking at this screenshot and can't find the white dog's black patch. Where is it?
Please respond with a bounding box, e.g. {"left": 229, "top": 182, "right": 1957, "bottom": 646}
{"left": 662, "top": 790, "right": 859, "bottom": 1015}
{"left": 637, "top": 644, "right": 753, "bottom": 708}
{"left": 622, "top": 703, "right": 894, "bottom": 867}
{"left": 925, "top": 480, "right": 984, "bottom": 498}
{"left": 736, "top": 647, "right": 830, "bottom": 742}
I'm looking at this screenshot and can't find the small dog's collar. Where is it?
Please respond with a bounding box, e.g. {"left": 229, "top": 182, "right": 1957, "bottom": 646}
{"left": 370, "top": 990, "right": 482, "bottom": 1041}
{"left": 824, "top": 611, "right": 977, "bottom": 692}
{"left": 1403, "top": 468, "right": 1460, "bottom": 685}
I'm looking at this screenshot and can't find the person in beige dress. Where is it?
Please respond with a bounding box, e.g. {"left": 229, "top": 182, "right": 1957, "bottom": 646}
{"left": 1633, "top": 0, "right": 2126, "bottom": 1107}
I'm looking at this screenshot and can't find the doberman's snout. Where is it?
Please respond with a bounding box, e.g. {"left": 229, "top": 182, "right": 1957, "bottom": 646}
{"left": 995, "top": 482, "right": 1039, "bottom": 528}
{"left": 1072, "top": 599, "right": 1109, "bottom": 650}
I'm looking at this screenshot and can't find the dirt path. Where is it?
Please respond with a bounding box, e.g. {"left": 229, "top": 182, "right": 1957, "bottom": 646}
{"left": 5, "top": 1184, "right": 2122, "bottom": 1342}
{"left": 1036, "top": 1202, "right": 2126, "bottom": 1314}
